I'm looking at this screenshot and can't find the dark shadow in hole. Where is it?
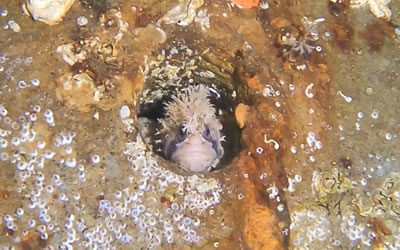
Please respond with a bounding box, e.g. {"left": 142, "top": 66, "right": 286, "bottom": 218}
{"left": 137, "top": 82, "right": 242, "bottom": 171}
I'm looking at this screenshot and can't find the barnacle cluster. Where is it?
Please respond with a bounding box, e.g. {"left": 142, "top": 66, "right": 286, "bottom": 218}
{"left": 0, "top": 98, "right": 230, "bottom": 248}
{"left": 22, "top": 0, "right": 75, "bottom": 25}
{"left": 308, "top": 166, "right": 400, "bottom": 248}
{"left": 158, "top": 0, "right": 204, "bottom": 26}
{"left": 82, "top": 136, "right": 227, "bottom": 248}
{"left": 138, "top": 44, "right": 239, "bottom": 171}
{"left": 290, "top": 207, "right": 338, "bottom": 249}
{"left": 57, "top": 8, "right": 128, "bottom": 69}
{"left": 349, "top": 0, "right": 392, "bottom": 20}
{"left": 312, "top": 168, "right": 352, "bottom": 204}
{"left": 55, "top": 8, "right": 132, "bottom": 112}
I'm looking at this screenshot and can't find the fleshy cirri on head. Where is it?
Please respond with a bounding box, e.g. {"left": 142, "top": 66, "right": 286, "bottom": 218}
{"left": 158, "top": 84, "right": 224, "bottom": 172}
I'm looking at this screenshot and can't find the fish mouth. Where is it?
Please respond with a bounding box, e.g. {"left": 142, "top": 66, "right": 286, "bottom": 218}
{"left": 171, "top": 143, "right": 217, "bottom": 172}
{"left": 172, "top": 145, "right": 217, "bottom": 160}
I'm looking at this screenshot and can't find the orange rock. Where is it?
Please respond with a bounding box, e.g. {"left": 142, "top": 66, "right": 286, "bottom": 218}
{"left": 245, "top": 75, "right": 264, "bottom": 92}
{"left": 0, "top": 190, "right": 9, "bottom": 200}
{"left": 245, "top": 205, "right": 282, "bottom": 250}
{"left": 231, "top": 0, "right": 260, "bottom": 8}
{"left": 235, "top": 103, "right": 250, "bottom": 129}
{"left": 130, "top": 71, "right": 144, "bottom": 107}
{"left": 236, "top": 155, "right": 284, "bottom": 250}
{"left": 19, "top": 230, "right": 41, "bottom": 249}
{"left": 271, "top": 17, "right": 291, "bottom": 29}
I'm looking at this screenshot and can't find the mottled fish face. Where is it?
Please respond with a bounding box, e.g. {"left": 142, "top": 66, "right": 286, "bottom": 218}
{"left": 159, "top": 84, "right": 224, "bottom": 172}
{"left": 164, "top": 124, "right": 221, "bottom": 172}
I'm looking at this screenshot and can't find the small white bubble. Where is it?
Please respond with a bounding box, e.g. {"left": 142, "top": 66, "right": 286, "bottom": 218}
{"left": 355, "top": 122, "right": 361, "bottom": 131}
{"left": 24, "top": 57, "right": 33, "bottom": 65}
{"left": 1, "top": 9, "right": 8, "bottom": 17}
{"left": 294, "top": 174, "right": 302, "bottom": 183}
{"left": 360, "top": 178, "right": 368, "bottom": 186}
{"left": 385, "top": 133, "right": 392, "bottom": 141}
{"left": 77, "top": 16, "right": 88, "bottom": 26}
{"left": 371, "top": 109, "right": 380, "bottom": 119}
{"left": 395, "top": 27, "right": 400, "bottom": 36}
{"left": 31, "top": 79, "right": 40, "bottom": 87}
{"left": 65, "top": 158, "right": 76, "bottom": 168}
{"left": 91, "top": 154, "right": 100, "bottom": 164}
{"left": 259, "top": 1, "right": 269, "bottom": 9}
{"left": 120, "top": 105, "right": 130, "bottom": 119}
{"left": 18, "top": 80, "right": 28, "bottom": 88}
{"left": 358, "top": 112, "right": 364, "bottom": 119}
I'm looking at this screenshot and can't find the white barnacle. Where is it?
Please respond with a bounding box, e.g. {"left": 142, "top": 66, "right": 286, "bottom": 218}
{"left": 0, "top": 138, "right": 8, "bottom": 148}
{"left": 91, "top": 154, "right": 100, "bottom": 164}
{"left": 267, "top": 183, "right": 279, "bottom": 199}
{"left": 77, "top": 16, "right": 88, "bottom": 26}
{"left": 31, "top": 79, "right": 40, "bottom": 87}
{"left": 65, "top": 157, "right": 76, "bottom": 168}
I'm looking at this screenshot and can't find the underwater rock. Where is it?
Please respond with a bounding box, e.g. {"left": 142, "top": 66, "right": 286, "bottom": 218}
{"left": 159, "top": 84, "right": 224, "bottom": 172}
{"left": 56, "top": 73, "right": 135, "bottom": 112}
{"left": 56, "top": 43, "right": 87, "bottom": 66}
{"left": 133, "top": 24, "right": 167, "bottom": 47}
{"left": 55, "top": 72, "right": 103, "bottom": 112}
{"left": 8, "top": 20, "right": 21, "bottom": 32}
{"left": 349, "top": 0, "right": 392, "bottom": 20}
{"left": 312, "top": 168, "right": 352, "bottom": 202}
{"left": 23, "top": 0, "right": 75, "bottom": 25}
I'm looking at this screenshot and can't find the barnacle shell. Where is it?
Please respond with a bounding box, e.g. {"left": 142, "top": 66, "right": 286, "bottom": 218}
{"left": 159, "top": 0, "right": 204, "bottom": 26}
{"left": 23, "top": 0, "right": 75, "bottom": 25}
{"left": 55, "top": 72, "right": 103, "bottom": 112}
{"left": 312, "top": 168, "right": 352, "bottom": 199}
{"left": 373, "top": 172, "right": 400, "bottom": 215}
{"left": 56, "top": 43, "right": 87, "bottom": 66}
{"left": 350, "top": 0, "right": 392, "bottom": 21}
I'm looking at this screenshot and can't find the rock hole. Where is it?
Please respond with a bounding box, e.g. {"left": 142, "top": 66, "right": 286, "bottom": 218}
{"left": 136, "top": 70, "right": 242, "bottom": 173}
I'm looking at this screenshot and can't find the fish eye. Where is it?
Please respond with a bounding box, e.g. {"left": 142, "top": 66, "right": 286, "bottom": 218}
{"left": 203, "top": 125, "right": 211, "bottom": 137}
{"left": 177, "top": 124, "right": 188, "bottom": 142}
